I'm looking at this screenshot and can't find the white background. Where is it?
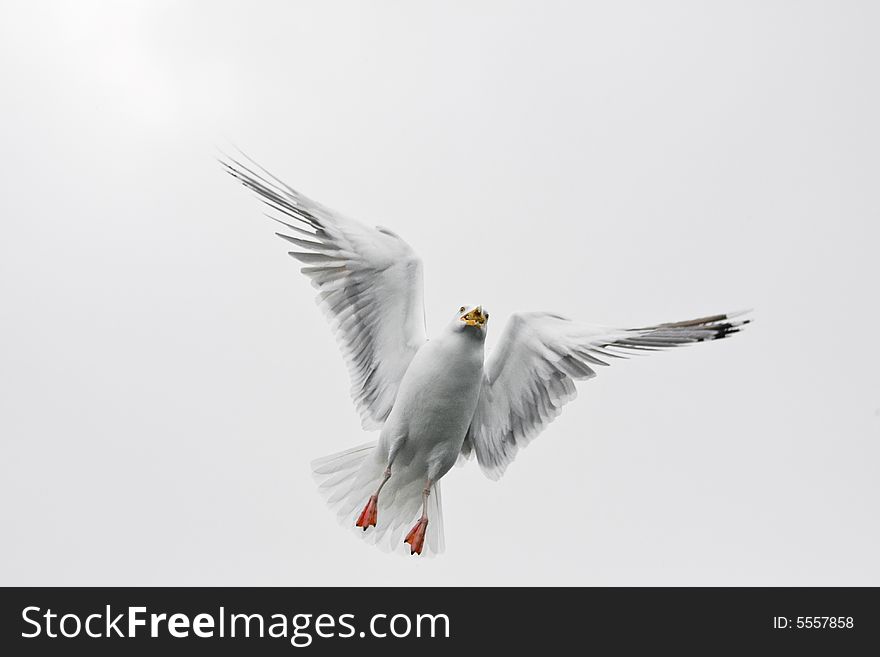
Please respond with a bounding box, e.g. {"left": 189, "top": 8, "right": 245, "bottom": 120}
{"left": 1, "top": 1, "right": 878, "bottom": 585}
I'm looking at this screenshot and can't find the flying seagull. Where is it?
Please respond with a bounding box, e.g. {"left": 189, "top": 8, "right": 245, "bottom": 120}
{"left": 223, "top": 155, "right": 750, "bottom": 556}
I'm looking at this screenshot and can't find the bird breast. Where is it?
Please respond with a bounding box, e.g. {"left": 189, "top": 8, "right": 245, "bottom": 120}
{"left": 384, "top": 330, "right": 485, "bottom": 455}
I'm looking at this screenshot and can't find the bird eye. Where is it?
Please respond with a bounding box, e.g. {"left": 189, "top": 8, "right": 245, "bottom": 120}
{"left": 459, "top": 306, "right": 466, "bottom": 313}
{"left": 485, "top": 313, "right": 489, "bottom": 319}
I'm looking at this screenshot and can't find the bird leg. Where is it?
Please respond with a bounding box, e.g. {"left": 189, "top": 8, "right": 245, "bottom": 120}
{"left": 404, "top": 481, "right": 432, "bottom": 555}
{"left": 355, "top": 467, "right": 392, "bottom": 530}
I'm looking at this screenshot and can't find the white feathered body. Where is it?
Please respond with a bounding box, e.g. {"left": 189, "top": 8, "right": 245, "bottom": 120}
{"left": 378, "top": 324, "right": 485, "bottom": 485}
{"left": 312, "top": 322, "right": 485, "bottom": 554}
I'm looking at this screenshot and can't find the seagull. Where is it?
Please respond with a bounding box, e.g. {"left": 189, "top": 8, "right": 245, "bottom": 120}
{"left": 222, "top": 155, "right": 750, "bottom": 556}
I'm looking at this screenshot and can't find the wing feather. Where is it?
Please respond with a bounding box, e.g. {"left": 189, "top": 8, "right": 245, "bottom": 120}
{"left": 466, "top": 310, "right": 750, "bottom": 479}
{"left": 223, "top": 155, "right": 427, "bottom": 430}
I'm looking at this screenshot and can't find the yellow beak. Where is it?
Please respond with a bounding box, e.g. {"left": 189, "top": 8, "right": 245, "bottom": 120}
{"left": 461, "top": 306, "right": 487, "bottom": 328}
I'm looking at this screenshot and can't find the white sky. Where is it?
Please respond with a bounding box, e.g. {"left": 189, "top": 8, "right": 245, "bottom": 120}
{"left": 2, "top": 0, "right": 878, "bottom": 585}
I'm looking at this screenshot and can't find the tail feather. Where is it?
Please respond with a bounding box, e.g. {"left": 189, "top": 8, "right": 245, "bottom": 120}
{"left": 311, "top": 442, "right": 446, "bottom": 556}
{"left": 312, "top": 442, "right": 373, "bottom": 474}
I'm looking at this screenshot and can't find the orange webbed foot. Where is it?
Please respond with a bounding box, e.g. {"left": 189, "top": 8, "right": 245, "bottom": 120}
{"left": 355, "top": 495, "right": 379, "bottom": 530}
{"left": 404, "top": 517, "right": 429, "bottom": 555}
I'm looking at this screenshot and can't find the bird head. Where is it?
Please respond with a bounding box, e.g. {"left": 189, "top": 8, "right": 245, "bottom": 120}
{"left": 455, "top": 305, "right": 489, "bottom": 331}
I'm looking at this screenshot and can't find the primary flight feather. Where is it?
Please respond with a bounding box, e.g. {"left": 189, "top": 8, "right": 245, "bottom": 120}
{"left": 223, "top": 155, "right": 750, "bottom": 556}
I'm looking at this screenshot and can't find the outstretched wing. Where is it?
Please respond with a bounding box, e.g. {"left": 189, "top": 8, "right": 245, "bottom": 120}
{"left": 223, "top": 155, "right": 427, "bottom": 430}
{"left": 464, "top": 311, "right": 750, "bottom": 479}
